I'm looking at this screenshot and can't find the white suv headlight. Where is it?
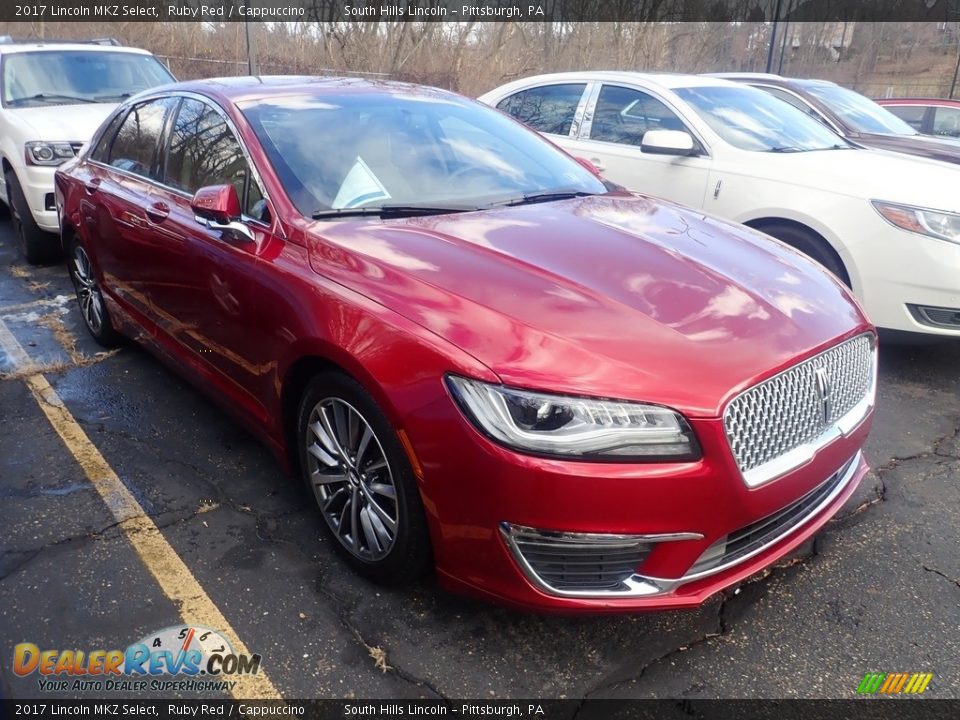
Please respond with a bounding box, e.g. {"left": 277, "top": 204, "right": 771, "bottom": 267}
{"left": 872, "top": 200, "right": 960, "bottom": 245}
{"left": 446, "top": 375, "right": 700, "bottom": 461}
{"left": 25, "top": 141, "right": 76, "bottom": 167}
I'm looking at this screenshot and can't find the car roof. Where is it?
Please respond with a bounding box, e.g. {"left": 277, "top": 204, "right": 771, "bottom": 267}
{"left": 0, "top": 42, "right": 153, "bottom": 55}
{"left": 707, "top": 73, "right": 839, "bottom": 89}
{"left": 156, "top": 75, "right": 458, "bottom": 105}
{"left": 496, "top": 71, "right": 742, "bottom": 91}
{"left": 875, "top": 97, "right": 960, "bottom": 106}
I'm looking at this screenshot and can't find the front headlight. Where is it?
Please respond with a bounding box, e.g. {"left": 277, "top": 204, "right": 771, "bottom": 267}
{"left": 446, "top": 375, "right": 700, "bottom": 461}
{"left": 25, "top": 141, "right": 76, "bottom": 167}
{"left": 872, "top": 200, "right": 960, "bottom": 245}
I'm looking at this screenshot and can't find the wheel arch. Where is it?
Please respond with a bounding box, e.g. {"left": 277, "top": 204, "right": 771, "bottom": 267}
{"left": 742, "top": 215, "right": 857, "bottom": 291}
{"left": 278, "top": 346, "right": 407, "bottom": 479}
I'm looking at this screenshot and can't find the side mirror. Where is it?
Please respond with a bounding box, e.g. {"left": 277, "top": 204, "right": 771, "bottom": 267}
{"left": 191, "top": 184, "right": 254, "bottom": 243}
{"left": 641, "top": 129, "right": 696, "bottom": 156}
{"left": 191, "top": 184, "right": 241, "bottom": 224}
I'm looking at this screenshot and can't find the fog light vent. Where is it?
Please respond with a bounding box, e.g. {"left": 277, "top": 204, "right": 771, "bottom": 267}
{"left": 908, "top": 304, "right": 960, "bottom": 329}
{"left": 500, "top": 523, "right": 653, "bottom": 593}
{"left": 44, "top": 193, "right": 56, "bottom": 211}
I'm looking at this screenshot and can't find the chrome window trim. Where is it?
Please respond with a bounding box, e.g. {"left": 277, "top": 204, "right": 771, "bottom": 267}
{"left": 87, "top": 89, "right": 278, "bottom": 235}
{"left": 568, "top": 81, "right": 595, "bottom": 139}
{"left": 576, "top": 82, "right": 602, "bottom": 139}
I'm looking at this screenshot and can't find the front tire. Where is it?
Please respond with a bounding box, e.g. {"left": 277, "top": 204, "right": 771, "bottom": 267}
{"left": 68, "top": 238, "right": 122, "bottom": 347}
{"left": 297, "top": 371, "right": 432, "bottom": 584}
{"left": 5, "top": 170, "right": 59, "bottom": 265}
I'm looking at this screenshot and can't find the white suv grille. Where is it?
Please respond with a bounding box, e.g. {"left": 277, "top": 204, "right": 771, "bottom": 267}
{"left": 723, "top": 334, "right": 875, "bottom": 487}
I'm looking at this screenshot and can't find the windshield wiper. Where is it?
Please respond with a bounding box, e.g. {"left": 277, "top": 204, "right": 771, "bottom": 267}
{"left": 311, "top": 205, "right": 470, "bottom": 220}
{"left": 487, "top": 189, "right": 599, "bottom": 208}
{"left": 767, "top": 146, "right": 805, "bottom": 153}
{"left": 11, "top": 93, "right": 96, "bottom": 105}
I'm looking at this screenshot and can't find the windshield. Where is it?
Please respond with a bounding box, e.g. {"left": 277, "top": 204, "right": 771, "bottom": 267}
{"left": 240, "top": 91, "right": 607, "bottom": 216}
{"left": 800, "top": 83, "right": 917, "bottom": 136}
{"left": 675, "top": 85, "right": 848, "bottom": 152}
{"left": 2, "top": 51, "right": 174, "bottom": 107}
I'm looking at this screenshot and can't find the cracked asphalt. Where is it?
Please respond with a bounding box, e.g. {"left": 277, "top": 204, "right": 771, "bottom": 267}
{"left": 0, "top": 220, "right": 958, "bottom": 702}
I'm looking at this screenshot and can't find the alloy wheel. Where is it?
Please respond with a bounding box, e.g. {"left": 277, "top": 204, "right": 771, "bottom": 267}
{"left": 305, "top": 398, "right": 399, "bottom": 560}
{"left": 72, "top": 245, "right": 104, "bottom": 335}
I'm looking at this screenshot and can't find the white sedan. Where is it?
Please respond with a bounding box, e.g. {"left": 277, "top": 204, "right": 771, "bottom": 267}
{"left": 479, "top": 72, "right": 960, "bottom": 338}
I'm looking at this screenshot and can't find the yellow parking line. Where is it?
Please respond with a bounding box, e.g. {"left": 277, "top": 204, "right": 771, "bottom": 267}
{"left": 0, "top": 316, "right": 281, "bottom": 700}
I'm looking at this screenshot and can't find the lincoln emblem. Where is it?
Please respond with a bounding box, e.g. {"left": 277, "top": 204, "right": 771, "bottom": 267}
{"left": 814, "top": 367, "right": 833, "bottom": 424}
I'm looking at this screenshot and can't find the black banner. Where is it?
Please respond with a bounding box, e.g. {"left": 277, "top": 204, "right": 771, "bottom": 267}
{"left": 3, "top": 700, "right": 960, "bottom": 720}
{"left": 2, "top": 0, "right": 960, "bottom": 24}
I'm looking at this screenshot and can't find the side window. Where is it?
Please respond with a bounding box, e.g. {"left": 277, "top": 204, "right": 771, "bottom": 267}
{"left": 107, "top": 99, "right": 175, "bottom": 180}
{"left": 590, "top": 85, "right": 687, "bottom": 146}
{"left": 496, "top": 83, "right": 587, "bottom": 136}
{"left": 164, "top": 98, "right": 268, "bottom": 221}
{"left": 90, "top": 110, "right": 126, "bottom": 163}
{"left": 885, "top": 104, "right": 927, "bottom": 131}
{"left": 932, "top": 107, "right": 960, "bottom": 138}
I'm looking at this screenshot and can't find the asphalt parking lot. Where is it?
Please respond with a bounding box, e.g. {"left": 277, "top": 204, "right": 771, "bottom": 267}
{"left": 1, "top": 219, "right": 958, "bottom": 702}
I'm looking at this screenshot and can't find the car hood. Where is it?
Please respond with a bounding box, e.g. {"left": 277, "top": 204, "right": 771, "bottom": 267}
{"left": 7, "top": 104, "right": 116, "bottom": 143}
{"left": 727, "top": 147, "right": 960, "bottom": 213}
{"left": 305, "top": 195, "right": 869, "bottom": 417}
{"left": 855, "top": 132, "right": 960, "bottom": 166}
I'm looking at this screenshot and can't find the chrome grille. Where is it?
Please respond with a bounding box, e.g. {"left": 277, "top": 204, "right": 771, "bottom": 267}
{"left": 723, "top": 334, "right": 875, "bottom": 485}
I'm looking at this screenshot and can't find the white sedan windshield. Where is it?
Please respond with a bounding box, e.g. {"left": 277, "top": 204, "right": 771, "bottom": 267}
{"left": 675, "top": 85, "right": 849, "bottom": 153}
{"left": 800, "top": 82, "right": 918, "bottom": 136}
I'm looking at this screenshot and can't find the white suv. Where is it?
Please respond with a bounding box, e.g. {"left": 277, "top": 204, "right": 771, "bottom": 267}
{"left": 0, "top": 39, "right": 174, "bottom": 263}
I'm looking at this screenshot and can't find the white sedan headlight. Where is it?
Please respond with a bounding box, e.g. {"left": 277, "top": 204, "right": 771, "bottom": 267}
{"left": 872, "top": 200, "right": 960, "bottom": 245}
{"left": 446, "top": 375, "right": 700, "bottom": 461}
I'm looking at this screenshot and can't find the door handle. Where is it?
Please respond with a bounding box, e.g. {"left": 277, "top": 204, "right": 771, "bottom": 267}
{"left": 590, "top": 158, "right": 606, "bottom": 172}
{"left": 145, "top": 201, "right": 170, "bottom": 223}
{"left": 83, "top": 178, "right": 101, "bottom": 194}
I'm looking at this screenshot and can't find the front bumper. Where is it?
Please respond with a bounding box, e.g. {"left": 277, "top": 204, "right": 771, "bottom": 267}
{"left": 500, "top": 451, "right": 861, "bottom": 600}
{"left": 404, "top": 390, "right": 871, "bottom": 613}
{"left": 13, "top": 164, "right": 60, "bottom": 232}
{"left": 852, "top": 223, "right": 960, "bottom": 336}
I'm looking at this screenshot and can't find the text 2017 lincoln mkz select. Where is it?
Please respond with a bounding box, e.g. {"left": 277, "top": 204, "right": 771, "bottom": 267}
{"left": 55, "top": 77, "right": 877, "bottom": 611}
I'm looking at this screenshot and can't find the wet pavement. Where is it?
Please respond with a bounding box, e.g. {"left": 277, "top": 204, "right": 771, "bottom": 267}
{"left": 1, "top": 221, "right": 958, "bottom": 701}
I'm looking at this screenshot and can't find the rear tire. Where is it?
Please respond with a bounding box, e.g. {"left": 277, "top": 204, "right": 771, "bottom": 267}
{"left": 67, "top": 237, "right": 122, "bottom": 347}
{"left": 755, "top": 222, "right": 851, "bottom": 287}
{"left": 297, "top": 371, "right": 432, "bottom": 585}
{"left": 5, "top": 170, "right": 59, "bottom": 265}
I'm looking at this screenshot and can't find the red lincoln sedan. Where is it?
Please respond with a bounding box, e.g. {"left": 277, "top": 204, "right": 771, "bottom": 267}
{"left": 55, "top": 77, "right": 876, "bottom": 612}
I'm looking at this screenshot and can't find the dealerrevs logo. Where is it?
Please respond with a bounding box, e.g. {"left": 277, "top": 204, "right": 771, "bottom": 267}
{"left": 13, "top": 626, "right": 261, "bottom": 693}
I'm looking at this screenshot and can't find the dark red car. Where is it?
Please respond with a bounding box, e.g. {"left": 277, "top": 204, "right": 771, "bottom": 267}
{"left": 875, "top": 97, "right": 960, "bottom": 140}
{"left": 714, "top": 73, "right": 960, "bottom": 166}
{"left": 55, "top": 77, "right": 876, "bottom": 612}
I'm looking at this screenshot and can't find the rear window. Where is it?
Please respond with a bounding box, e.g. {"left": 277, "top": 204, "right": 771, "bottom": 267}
{"left": 496, "top": 83, "right": 587, "bottom": 136}
{"left": 884, "top": 104, "right": 927, "bottom": 131}
{"left": 107, "top": 98, "right": 176, "bottom": 181}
